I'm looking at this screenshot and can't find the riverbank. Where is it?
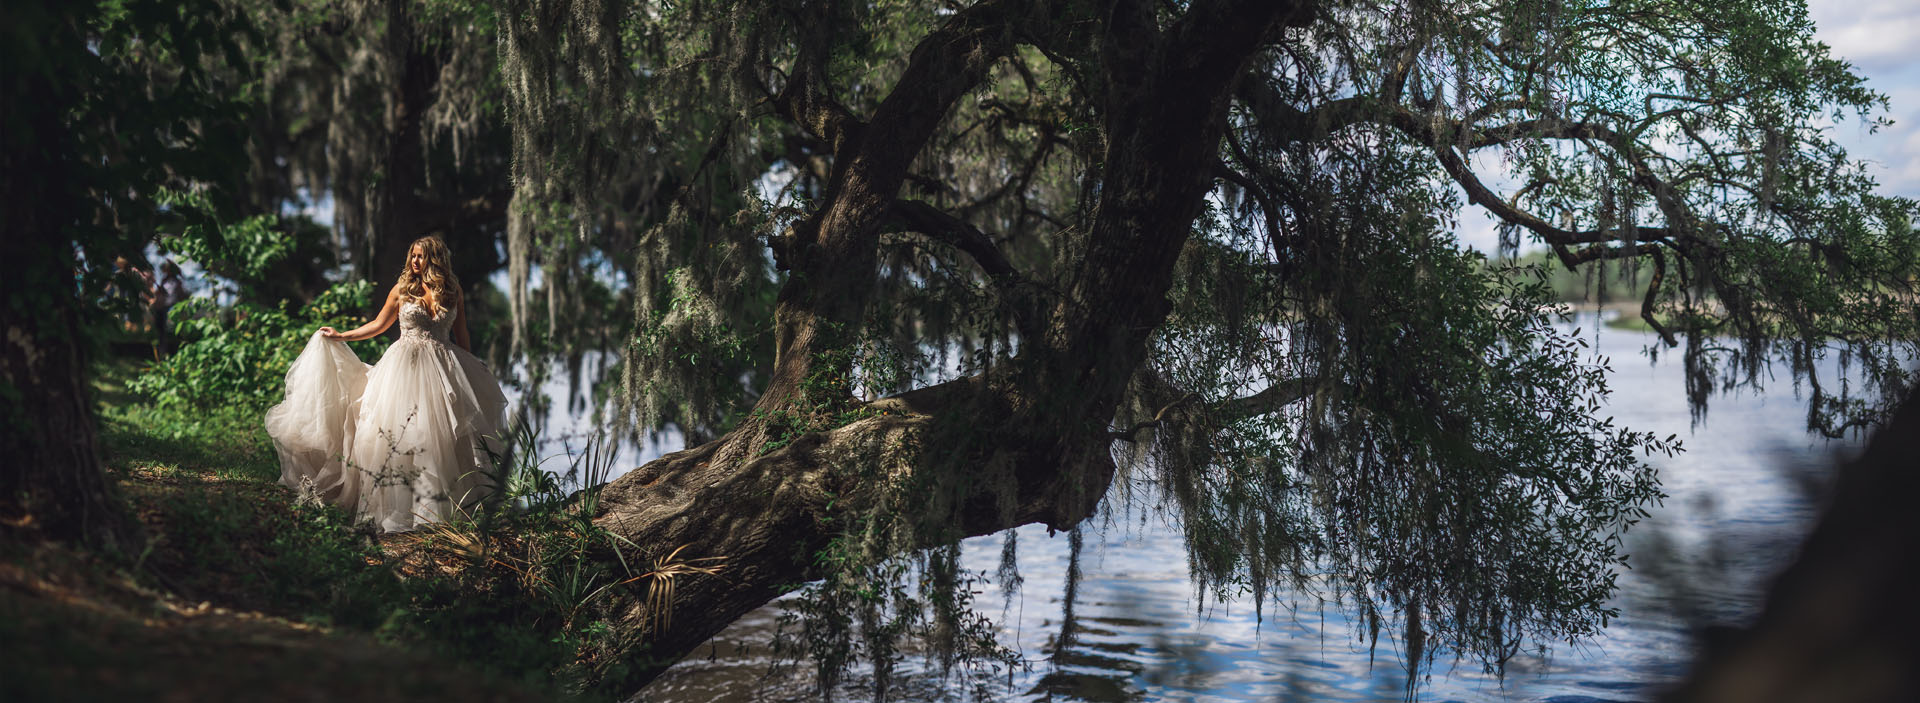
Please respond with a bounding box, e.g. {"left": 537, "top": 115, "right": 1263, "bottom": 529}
{"left": 0, "top": 358, "right": 598, "bottom": 702}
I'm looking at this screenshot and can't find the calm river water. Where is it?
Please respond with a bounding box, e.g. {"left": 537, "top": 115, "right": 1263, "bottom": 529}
{"left": 537, "top": 318, "right": 1863, "bottom": 702}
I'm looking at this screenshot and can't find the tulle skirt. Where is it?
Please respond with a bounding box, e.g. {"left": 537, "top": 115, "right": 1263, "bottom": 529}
{"left": 266, "top": 332, "right": 508, "bottom": 532}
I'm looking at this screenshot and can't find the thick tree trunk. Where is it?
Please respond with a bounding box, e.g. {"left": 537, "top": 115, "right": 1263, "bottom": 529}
{"left": 0, "top": 253, "right": 135, "bottom": 553}
{"left": 587, "top": 274, "right": 1220, "bottom": 691}
{"left": 368, "top": 5, "right": 442, "bottom": 289}
{"left": 363, "top": 1, "right": 510, "bottom": 293}
{"left": 588, "top": 377, "right": 1112, "bottom": 691}
{"left": 0, "top": 1, "right": 139, "bottom": 552}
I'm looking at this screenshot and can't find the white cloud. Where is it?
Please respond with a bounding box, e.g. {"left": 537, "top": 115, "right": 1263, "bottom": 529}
{"left": 1809, "top": 0, "right": 1920, "bottom": 74}
{"left": 308, "top": 196, "right": 337, "bottom": 228}
{"left": 1779, "top": 1, "right": 1920, "bottom": 198}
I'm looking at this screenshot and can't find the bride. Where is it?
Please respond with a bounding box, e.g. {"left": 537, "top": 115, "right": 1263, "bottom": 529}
{"left": 266, "top": 235, "right": 508, "bottom": 532}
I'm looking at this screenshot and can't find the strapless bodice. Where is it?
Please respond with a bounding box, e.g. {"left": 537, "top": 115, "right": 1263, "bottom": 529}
{"left": 398, "top": 301, "right": 454, "bottom": 343}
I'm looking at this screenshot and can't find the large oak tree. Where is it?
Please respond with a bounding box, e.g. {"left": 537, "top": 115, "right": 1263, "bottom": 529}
{"left": 480, "top": 0, "right": 1917, "bottom": 693}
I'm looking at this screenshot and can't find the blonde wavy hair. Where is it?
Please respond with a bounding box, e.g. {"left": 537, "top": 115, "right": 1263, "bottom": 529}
{"left": 396, "top": 235, "right": 460, "bottom": 315}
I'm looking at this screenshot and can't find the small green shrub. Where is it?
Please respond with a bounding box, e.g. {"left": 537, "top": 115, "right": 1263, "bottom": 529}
{"left": 130, "top": 281, "right": 388, "bottom": 410}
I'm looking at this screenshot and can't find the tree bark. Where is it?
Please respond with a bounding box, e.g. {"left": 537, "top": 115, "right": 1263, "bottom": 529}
{"left": 0, "top": 0, "right": 140, "bottom": 552}
{"left": 367, "top": 3, "right": 444, "bottom": 289}
{"left": 0, "top": 248, "right": 135, "bottom": 553}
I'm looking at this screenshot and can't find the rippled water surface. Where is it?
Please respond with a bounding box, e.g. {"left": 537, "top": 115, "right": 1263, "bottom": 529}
{"left": 627, "top": 320, "right": 1863, "bottom": 702}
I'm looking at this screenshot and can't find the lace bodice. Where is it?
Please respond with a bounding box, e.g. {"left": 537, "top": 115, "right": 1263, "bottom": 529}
{"left": 398, "top": 301, "right": 455, "bottom": 343}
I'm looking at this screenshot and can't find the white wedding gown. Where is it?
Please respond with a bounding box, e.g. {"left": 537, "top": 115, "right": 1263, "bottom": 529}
{"left": 266, "top": 301, "right": 508, "bottom": 532}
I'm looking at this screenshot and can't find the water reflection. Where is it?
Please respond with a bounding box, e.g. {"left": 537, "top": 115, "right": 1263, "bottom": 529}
{"left": 632, "top": 318, "right": 1866, "bottom": 701}
{"left": 503, "top": 351, "right": 669, "bottom": 488}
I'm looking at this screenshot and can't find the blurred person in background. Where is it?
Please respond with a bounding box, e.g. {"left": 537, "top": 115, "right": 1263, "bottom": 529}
{"left": 151, "top": 259, "right": 188, "bottom": 358}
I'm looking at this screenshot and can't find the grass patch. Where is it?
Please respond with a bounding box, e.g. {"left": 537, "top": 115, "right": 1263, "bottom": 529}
{"left": 9, "top": 357, "right": 664, "bottom": 700}
{"left": 1603, "top": 314, "right": 1659, "bottom": 333}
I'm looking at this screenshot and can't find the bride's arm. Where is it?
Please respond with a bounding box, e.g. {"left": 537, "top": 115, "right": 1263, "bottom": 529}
{"left": 452, "top": 292, "right": 473, "bottom": 351}
{"left": 319, "top": 285, "right": 402, "bottom": 341}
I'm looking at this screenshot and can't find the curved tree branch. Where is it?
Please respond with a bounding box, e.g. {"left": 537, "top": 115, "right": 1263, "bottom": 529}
{"left": 884, "top": 199, "right": 1023, "bottom": 282}
{"left": 1431, "top": 141, "right": 1675, "bottom": 248}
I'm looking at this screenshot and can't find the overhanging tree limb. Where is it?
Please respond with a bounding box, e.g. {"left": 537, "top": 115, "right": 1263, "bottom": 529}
{"left": 883, "top": 199, "right": 1024, "bottom": 282}
{"left": 1431, "top": 140, "right": 1676, "bottom": 249}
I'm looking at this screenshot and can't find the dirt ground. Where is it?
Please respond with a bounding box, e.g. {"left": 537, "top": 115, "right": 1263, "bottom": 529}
{"left": 0, "top": 526, "right": 553, "bottom": 703}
